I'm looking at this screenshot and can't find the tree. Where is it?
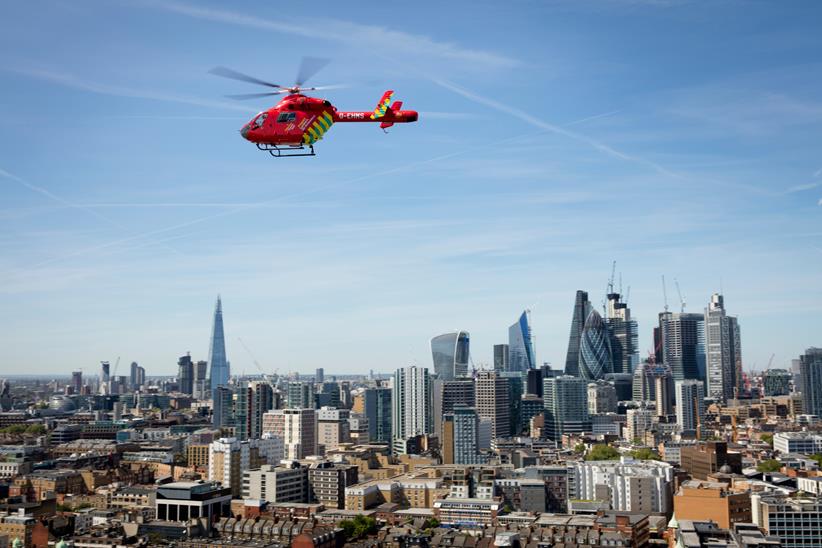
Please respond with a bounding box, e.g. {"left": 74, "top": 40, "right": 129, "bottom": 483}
{"left": 25, "top": 424, "right": 46, "bottom": 435}
{"left": 338, "top": 515, "right": 378, "bottom": 540}
{"left": 573, "top": 443, "right": 586, "bottom": 454}
{"left": 810, "top": 454, "right": 822, "bottom": 467}
{"left": 760, "top": 433, "right": 773, "bottom": 446}
{"left": 757, "top": 459, "right": 781, "bottom": 473}
{"left": 586, "top": 444, "right": 620, "bottom": 461}
{"left": 630, "top": 447, "right": 660, "bottom": 460}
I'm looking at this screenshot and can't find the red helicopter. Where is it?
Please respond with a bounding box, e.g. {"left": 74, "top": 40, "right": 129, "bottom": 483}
{"left": 210, "top": 58, "right": 418, "bottom": 157}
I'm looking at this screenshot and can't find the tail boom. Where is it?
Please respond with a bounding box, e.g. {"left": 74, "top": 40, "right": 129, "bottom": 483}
{"left": 333, "top": 110, "right": 418, "bottom": 123}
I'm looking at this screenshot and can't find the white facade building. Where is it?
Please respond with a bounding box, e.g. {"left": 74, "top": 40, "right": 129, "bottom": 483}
{"left": 569, "top": 458, "right": 674, "bottom": 514}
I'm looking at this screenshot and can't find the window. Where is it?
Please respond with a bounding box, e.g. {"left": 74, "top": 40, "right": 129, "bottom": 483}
{"left": 277, "top": 112, "right": 297, "bottom": 123}
{"left": 254, "top": 113, "right": 267, "bottom": 128}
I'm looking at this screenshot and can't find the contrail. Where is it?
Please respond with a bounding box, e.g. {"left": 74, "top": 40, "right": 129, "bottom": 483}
{"left": 0, "top": 167, "right": 183, "bottom": 256}
{"left": 0, "top": 121, "right": 611, "bottom": 280}
{"left": 432, "top": 78, "right": 681, "bottom": 179}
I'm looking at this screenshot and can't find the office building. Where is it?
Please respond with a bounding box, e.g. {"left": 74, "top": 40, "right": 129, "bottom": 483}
{"left": 208, "top": 437, "right": 266, "bottom": 497}
{"left": 212, "top": 385, "right": 234, "bottom": 428}
{"left": 773, "top": 432, "right": 822, "bottom": 455}
{"left": 520, "top": 394, "right": 544, "bottom": 434}
{"left": 287, "top": 381, "right": 313, "bottom": 409}
{"left": 543, "top": 375, "right": 590, "bottom": 441}
{"left": 317, "top": 407, "right": 351, "bottom": 452}
{"left": 659, "top": 311, "right": 706, "bottom": 382}
{"left": 680, "top": 441, "right": 742, "bottom": 480}
{"left": 432, "top": 378, "right": 475, "bottom": 437}
{"left": 606, "top": 291, "right": 639, "bottom": 375}
{"left": 580, "top": 309, "right": 613, "bottom": 381}
{"left": 128, "top": 362, "right": 139, "bottom": 390}
{"left": 262, "top": 408, "right": 317, "bottom": 460}
{"left": 800, "top": 348, "right": 822, "bottom": 417}
{"left": 763, "top": 369, "right": 792, "bottom": 397}
{"left": 307, "top": 460, "right": 358, "bottom": 509}
{"left": 494, "top": 344, "right": 509, "bottom": 372}
{"left": 570, "top": 459, "right": 674, "bottom": 514}
{"left": 500, "top": 371, "right": 524, "bottom": 435}
{"left": 316, "top": 381, "right": 341, "bottom": 409}
{"left": 674, "top": 480, "right": 752, "bottom": 529}
{"left": 315, "top": 368, "right": 324, "bottom": 383}
{"left": 475, "top": 371, "right": 511, "bottom": 439}
{"left": 753, "top": 493, "right": 822, "bottom": 548}
{"left": 193, "top": 360, "right": 208, "bottom": 399}
{"left": 442, "top": 406, "right": 483, "bottom": 465}
{"left": 99, "top": 361, "right": 110, "bottom": 395}
{"left": 242, "top": 463, "right": 309, "bottom": 503}
{"left": 588, "top": 380, "right": 618, "bottom": 414}
{"left": 509, "top": 309, "right": 536, "bottom": 372}
{"left": 178, "top": 353, "right": 194, "bottom": 395}
{"left": 605, "top": 372, "right": 634, "bottom": 402}
{"left": 234, "top": 381, "right": 274, "bottom": 440}
{"left": 565, "top": 290, "right": 592, "bottom": 376}
{"left": 71, "top": 370, "right": 83, "bottom": 394}
{"left": 676, "top": 380, "right": 706, "bottom": 435}
{"left": 155, "top": 481, "right": 231, "bottom": 523}
{"left": 391, "top": 366, "right": 433, "bottom": 454}
{"left": 626, "top": 408, "right": 654, "bottom": 442}
{"left": 363, "top": 386, "right": 391, "bottom": 444}
{"left": 430, "top": 331, "right": 470, "bottom": 380}
{"left": 208, "top": 296, "right": 230, "bottom": 389}
{"left": 705, "top": 294, "right": 743, "bottom": 401}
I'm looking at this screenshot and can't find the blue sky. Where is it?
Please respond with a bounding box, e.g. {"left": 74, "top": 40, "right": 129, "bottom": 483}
{"left": 1, "top": 0, "right": 821, "bottom": 377}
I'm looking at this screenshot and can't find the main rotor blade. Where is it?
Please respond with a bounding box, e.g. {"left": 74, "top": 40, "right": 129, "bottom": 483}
{"left": 295, "top": 57, "right": 330, "bottom": 87}
{"left": 225, "top": 91, "right": 287, "bottom": 100}
{"left": 209, "top": 66, "right": 283, "bottom": 89}
{"left": 307, "top": 84, "right": 348, "bottom": 91}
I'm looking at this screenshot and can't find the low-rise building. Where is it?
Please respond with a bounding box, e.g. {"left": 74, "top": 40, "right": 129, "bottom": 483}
{"left": 674, "top": 480, "right": 752, "bottom": 529}
{"left": 154, "top": 481, "right": 231, "bottom": 523}
{"left": 433, "top": 496, "right": 501, "bottom": 527}
{"left": 242, "top": 462, "right": 309, "bottom": 503}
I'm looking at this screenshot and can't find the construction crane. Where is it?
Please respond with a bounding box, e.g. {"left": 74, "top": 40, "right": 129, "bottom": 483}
{"left": 237, "top": 337, "right": 279, "bottom": 385}
{"left": 661, "top": 275, "right": 669, "bottom": 313}
{"left": 674, "top": 278, "right": 686, "bottom": 312}
{"left": 766, "top": 353, "right": 775, "bottom": 371}
{"left": 112, "top": 356, "right": 121, "bottom": 377}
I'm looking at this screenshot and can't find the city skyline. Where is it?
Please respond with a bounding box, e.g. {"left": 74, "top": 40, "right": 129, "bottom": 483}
{"left": 1, "top": 1, "right": 821, "bottom": 375}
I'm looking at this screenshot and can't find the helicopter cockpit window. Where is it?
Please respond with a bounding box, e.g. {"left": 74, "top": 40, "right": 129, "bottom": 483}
{"left": 253, "top": 113, "right": 267, "bottom": 128}
{"left": 276, "top": 112, "right": 297, "bottom": 123}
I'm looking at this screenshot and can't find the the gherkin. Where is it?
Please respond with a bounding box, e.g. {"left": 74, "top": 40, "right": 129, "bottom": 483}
{"left": 579, "top": 309, "right": 613, "bottom": 381}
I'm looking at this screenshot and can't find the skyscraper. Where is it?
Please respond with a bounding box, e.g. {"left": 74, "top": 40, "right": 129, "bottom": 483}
{"left": 800, "top": 348, "right": 822, "bottom": 417}
{"left": 659, "top": 311, "right": 706, "bottom": 382}
{"left": 509, "top": 310, "right": 536, "bottom": 372}
{"left": 234, "top": 381, "right": 274, "bottom": 440}
{"left": 675, "top": 380, "right": 706, "bottom": 435}
{"left": 430, "top": 331, "right": 470, "bottom": 380}
{"left": 493, "top": 344, "right": 509, "bottom": 372}
{"left": 579, "top": 309, "right": 613, "bottom": 381}
{"left": 212, "top": 385, "right": 235, "bottom": 428}
{"left": 315, "top": 368, "right": 324, "bottom": 383}
{"left": 475, "top": 371, "right": 511, "bottom": 439}
{"left": 262, "top": 408, "right": 317, "bottom": 460}
{"left": 543, "top": 375, "right": 590, "bottom": 442}
{"left": 565, "top": 290, "right": 592, "bottom": 376}
{"left": 705, "top": 294, "right": 742, "bottom": 402}
{"left": 129, "top": 362, "right": 139, "bottom": 390}
{"left": 287, "top": 381, "right": 313, "bottom": 409}
{"left": 432, "top": 378, "right": 475, "bottom": 437}
{"left": 363, "top": 386, "right": 392, "bottom": 444}
{"left": 442, "top": 406, "right": 483, "bottom": 465}
{"left": 606, "top": 291, "right": 639, "bottom": 375}
{"left": 208, "top": 296, "right": 230, "bottom": 391}
{"left": 178, "top": 353, "right": 194, "bottom": 395}
{"left": 391, "top": 366, "right": 433, "bottom": 454}
{"left": 71, "top": 371, "right": 83, "bottom": 394}
{"left": 99, "top": 361, "right": 110, "bottom": 395}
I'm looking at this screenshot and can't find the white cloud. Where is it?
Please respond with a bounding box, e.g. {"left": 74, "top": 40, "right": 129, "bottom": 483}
{"left": 154, "top": 2, "right": 518, "bottom": 69}
{"left": 785, "top": 182, "right": 821, "bottom": 193}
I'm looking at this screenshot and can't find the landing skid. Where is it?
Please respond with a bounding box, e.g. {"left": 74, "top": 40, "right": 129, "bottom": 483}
{"left": 256, "top": 143, "right": 315, "bottom": 157}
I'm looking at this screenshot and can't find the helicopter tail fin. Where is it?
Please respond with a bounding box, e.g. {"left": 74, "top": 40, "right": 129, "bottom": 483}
{"left": 370, "top": 90, "right": 394, "bottom": 120}
{"left": 379, "top": 101, "right": 403, "bottom": 129}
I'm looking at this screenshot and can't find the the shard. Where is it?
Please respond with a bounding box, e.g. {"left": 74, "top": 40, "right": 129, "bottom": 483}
{"left": 208, "top": 296, "right": 230, "bottom": 390}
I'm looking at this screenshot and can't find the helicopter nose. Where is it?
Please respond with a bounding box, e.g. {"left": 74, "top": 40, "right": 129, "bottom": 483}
{"left": 240, "top": 125, "right": 250, "bottom": 140}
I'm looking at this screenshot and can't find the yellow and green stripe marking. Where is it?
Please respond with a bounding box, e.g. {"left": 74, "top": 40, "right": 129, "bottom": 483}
{"left": 302, "top": 111, "right": 334, "bottom": 145}
{"left": 370, "top": 92, "right": 394, "bottom": 120}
